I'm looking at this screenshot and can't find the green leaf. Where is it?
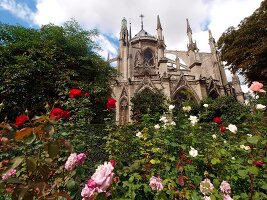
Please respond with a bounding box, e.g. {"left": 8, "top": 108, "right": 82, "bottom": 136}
{"left": 248, "top": 166, "right": 259, "bottom": 175}
{"left": 150, "top": 159, "right": 156, "bottom": 164}
{"left": 24, "top": 133, "right": 36, "bottom": 144}
{"left": 211, "top": 158, "right": 220, "bottom": 165}
{"left": 48, "top": 141, "right": 59, "bottom": 159}
{"left": 26, "top": 157, "right": 37, "bottom": 173}
{"left": 96, "top": 192, "right": 107, "bottom": 200}
{"left": 238, "top": 170, "right": 247, "bottom": 178}
{"left": 261, "top": 184, "right": 267, "bottom": 190}
{"left": 66, "top": 180, "right": 76, "bottom": 190}
{"left": 247, "top": 136, "right": 260, "bottom": 144}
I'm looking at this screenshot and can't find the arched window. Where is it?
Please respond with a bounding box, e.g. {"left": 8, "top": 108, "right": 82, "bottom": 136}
{"left": 174, "top": 88, "right": 197, "bottom": 110}
{"left": 143, "top": 49, "right": 154, "bottom": 66}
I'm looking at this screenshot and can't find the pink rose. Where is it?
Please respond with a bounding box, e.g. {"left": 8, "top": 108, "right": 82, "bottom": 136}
{"left": 249, "top": 81, "right": 265, "bottom": 92}
{"left": 220, "top": 181, "right": 231, "bottom": 195}
{"left": 200, "top": 178, "right": 214, "bottom": 196}
{"left": 77, "top": 153, "right": 87, "bottom": 165}
{"left": 2, "top": 169, "right": 16, "bottom": 180}
{"left": 91, "top": 161, "right": 114, "bottom": 192}
{"left": 223, "top": 194, "right": 233, "bottom": 200}
{"left": 65, "top": 153, "right": 78, "bottom": 171}
{"left": 81, "top": 184, "right": 98, "bottom": 200}
{"left": 149, "top": 176, "right": 163, "bottom": 191}
{"left": 87, "top": 179, "right": 97, "bottom": 188}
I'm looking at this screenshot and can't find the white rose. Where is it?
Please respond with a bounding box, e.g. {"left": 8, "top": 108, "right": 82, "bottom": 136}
{"left": 182, "top": 106, "right": 191, "bottom": 112}
{"left": 159, "top": 116, "right": 167, "bottom": 122}
{"left": 203, "top": 104, "right": 209, "bottom": 108}
{"left": 189, "top": 147, "right": 198, "bottom": 157}
{"left": 256, "top": 104, "right": 266, "bottom": 110}
{"left": 244, "top": 146, "right": 251, "bottom": 151}
{"left": 189, "top": 115, "right": 199, "bottom": 126}
{"left": 136, "top": 131, "right": 142, "bottom": 138}
{"left": 169, "top": 104, "right": 175, "bottom": 111}
{"left": 227, "top": 124, "right": 237, "bottom": 133}
{"left": 212, "top": 134, "right": 217, "bottom": 139}
{"left": 170, "top": 121, "right": 176, "bottom": 126}
{"left": 247, "top": 134, "right": 252, "bottom": 137}
{"left": 154, "top": 124, "right": 160, "bottom": 129}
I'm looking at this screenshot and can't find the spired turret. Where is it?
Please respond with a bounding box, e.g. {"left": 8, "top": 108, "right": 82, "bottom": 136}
{"left": 119, "top": 18, "right": 129, "bottom": 81}
{"left": 156, "top": 15, "right": 166, "bottom": 61}
{"left": 232, "top": 73, "right": 244, "bottom": 102}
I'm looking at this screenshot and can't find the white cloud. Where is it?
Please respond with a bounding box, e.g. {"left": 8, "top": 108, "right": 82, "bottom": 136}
{"left": 1, "top": 0, "right": 263, "bottom": 92}
{"left": 0, "top": 0, "right": 35, "bottom": 23}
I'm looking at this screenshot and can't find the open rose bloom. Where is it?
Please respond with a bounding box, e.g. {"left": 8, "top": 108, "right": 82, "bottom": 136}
{"left": 149, "top": 176, "right": 163, "bottom": 191}
{"left": 81, "top": 161, "right": 115, "bottom": 200}
{"left": 249, "top": 81, "right": 265, "bottom": 92}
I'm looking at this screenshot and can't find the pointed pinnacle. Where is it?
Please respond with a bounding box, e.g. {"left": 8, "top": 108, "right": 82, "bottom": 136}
{"left": 157, "top": 15, "right": 162, "bottom": 30}
{"left": 186, "top": 18, "right": 192, "bottom": 34}
{"left": 208, "top": 29, "right": 213, "bottom": 39}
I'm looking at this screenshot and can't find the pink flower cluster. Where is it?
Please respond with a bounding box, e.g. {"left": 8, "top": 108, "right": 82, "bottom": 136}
{"left": 200, "top": 179, "right": 233, "bottom": 200}
{"left": 65, "top": 153, "right": 87, "bottom": 171}
{"left": 2, "top": 169, "right": 16, "bottom": 180}
{"left": 220, "top": 181, "right": 233, "bottom": 200}
{"left": 149, "top": 176, "right": 163, "bottom": 191}
{"left": 81, "top": 160, "right": 115, "bottom": 200}
{"left": 200, "top": 178, "right": 214, "bottom": 197}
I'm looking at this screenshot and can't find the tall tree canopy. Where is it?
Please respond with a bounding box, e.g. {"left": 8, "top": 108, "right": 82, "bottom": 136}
{"left": 0, "top": 20, "right": 115, "bottom": 121}
{"left": 217, "top": 0, "right": 267, "bottom": 84}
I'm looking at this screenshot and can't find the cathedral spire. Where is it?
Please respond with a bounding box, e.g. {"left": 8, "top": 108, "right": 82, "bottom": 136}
{"left": 157, "top": 15, "right": 162, "bottom": 30}
{"left": 186, "top": 18, "right": 192, "bottom": 34}
{"left": 140, "top": 14, "right": 144, "bottom": 30}
{"left": 186, "top": 18, "right": 193, "bottom": 45}
{"left": 129, "top": 21, "right": 132, "bottom": 40}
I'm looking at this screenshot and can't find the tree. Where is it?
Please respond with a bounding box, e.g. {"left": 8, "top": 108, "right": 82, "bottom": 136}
{"left": 217, "top": 0, "right": 267, "bottom": 84}
{"left": 0, "top": 20, "right": 115, "bottom": 122}
{"left": 131, "top": 88, "right": 167, "bottom": 122}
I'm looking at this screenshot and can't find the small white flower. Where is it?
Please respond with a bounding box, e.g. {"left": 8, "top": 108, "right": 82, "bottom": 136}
{"left": 231, "top": 157, "right": 235, "bottom": 160}
{"left": 247, "top": 134, "right": 252, "bottom": 137}
{"left": 189, "top": 147, "right": 198, "bottom": 157}
{"left": 189, "top": 115, "right": 199, "bottom": 126}
{"left": 256, "top": 104, "right": 266, "bottom": 110}
{"left": 212, "top": 134, "right": 217, "bottom": 139}
{"left": 159, "top": 116, "right": 168, "bottom": 123}
{"left": 170, "top": 121, "right": 176, "bottom": 126}
{"left": 227, "top": 124, "right": 237, "bottom": 133}
{"left": 244, "top": 146, "right": 251, "bottom": 151}
{"left": 154, "top": 124, "right": 160, "bottom": 129}
{"left": 224, "top": 140, "right": 227, "bottom": 144}
{"left": 182, "top": 106, "right": 191, "bottom": 112}
{"left": 244, "top": 100, "right": 250, "bottom": 106}
{"left": 203, "top": 104, "right": 209, "bottom": 108}
{"left": 169, "top": 104, "right": 175, "bottom": 111}
{"left": 240, "top": 144, "right": 245, "bottom": 149}
{"left": 136, "top": 131, "right": 142, "bottom": 138}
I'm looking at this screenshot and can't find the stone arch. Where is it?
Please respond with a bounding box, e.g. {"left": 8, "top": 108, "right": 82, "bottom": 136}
{"left": 119, "top": 97, "right": 129, "bottom": 125}
{"left": 172, "top": 86, "right": 198, "bottom": 110}
{"left": 208, "top": 89, "right": 219, "bottom": 99}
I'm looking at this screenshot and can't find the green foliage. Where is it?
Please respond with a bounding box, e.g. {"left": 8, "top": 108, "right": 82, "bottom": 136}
{"left": 105, "top": 97, "right": 267, "bottom": 199}
{"left": 199, "top": 96, "right": 250, "bottom": 124}
{"left": 131, "top": 88, "right": 167, "bottom": 122}
{"left": 217, "top": 0, "right": 267, "bottom": 84}
{"left": 0, "top": 20, "right": 115, "bottom": 123}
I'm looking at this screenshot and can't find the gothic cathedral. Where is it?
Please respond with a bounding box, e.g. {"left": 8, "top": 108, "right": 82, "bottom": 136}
{"left": 108, "top": 16, "right": 244, "bottom": 125}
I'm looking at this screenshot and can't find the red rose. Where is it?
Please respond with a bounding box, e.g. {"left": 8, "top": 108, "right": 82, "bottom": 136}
{"left": 15, "top": 115, "right": 29, "bottom": 127}
{"left": 213, "top": 117, "right": 222, "bottom": 124}
{"left": 219, "top": 124, "right": 226, "bottom": 132}
{"left": 84, "top": 92, "right": 90, "bottom": 97}
{"left": 69, "top": 89, "right": 82, "bottom": 98}
{"left": 50, "top": 108, "right": 70, "bottom": 121}
{"left": 61, "top": 110, "right": 70, "bottom": 120}
{"left": 109, "top": 159, "right": 116, "bottom": 167}
{"left": 254, "top": 161, "right": 264, "bottom": 167}
{"left": 106, "top": 98, "right": 116, "bottom": 110}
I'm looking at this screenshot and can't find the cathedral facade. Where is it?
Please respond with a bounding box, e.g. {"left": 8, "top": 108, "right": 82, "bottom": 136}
{"left": 108, "top": 16, "right": 244, "bottom": 125}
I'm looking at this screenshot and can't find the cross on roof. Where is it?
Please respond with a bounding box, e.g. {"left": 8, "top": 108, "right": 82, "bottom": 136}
{"left": 139, "top": 14, "right": 144, "bottom": 30}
